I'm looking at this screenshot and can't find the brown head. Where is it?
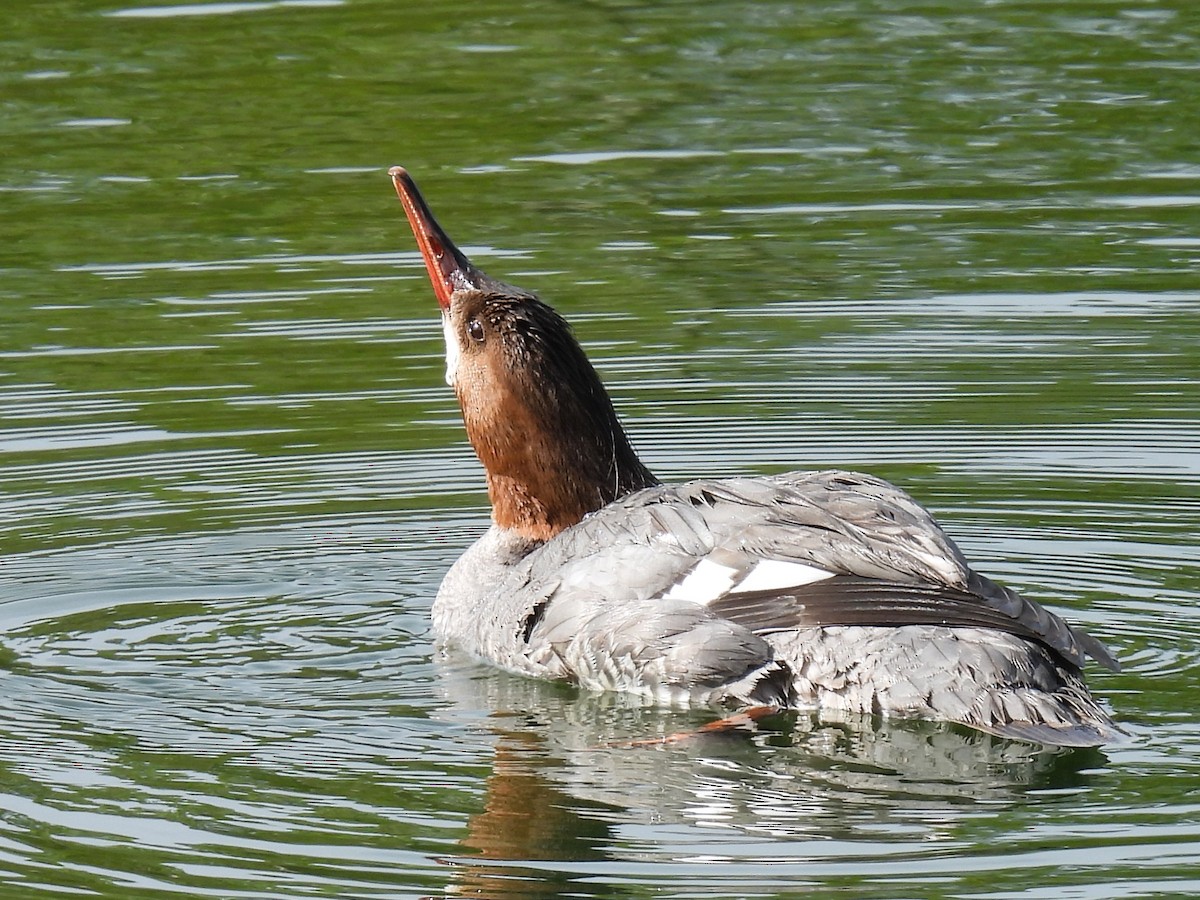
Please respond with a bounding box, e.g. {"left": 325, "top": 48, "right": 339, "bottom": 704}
{"left": 389, "top": 167, "right": 659, "bottom": 542}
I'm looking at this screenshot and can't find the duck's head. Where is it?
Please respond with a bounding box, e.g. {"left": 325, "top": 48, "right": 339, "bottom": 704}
{"left": 389, "top": 166, "right": 658, "bottom": 542}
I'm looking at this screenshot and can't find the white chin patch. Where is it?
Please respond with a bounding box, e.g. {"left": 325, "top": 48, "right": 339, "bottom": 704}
{"left": 441, "top": 313, "right": 460, "bottom": 387}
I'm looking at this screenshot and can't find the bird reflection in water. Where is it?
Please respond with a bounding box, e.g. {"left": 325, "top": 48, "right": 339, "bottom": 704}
{"left": 431, "top": 658, "right": 1107, "bottom": 898}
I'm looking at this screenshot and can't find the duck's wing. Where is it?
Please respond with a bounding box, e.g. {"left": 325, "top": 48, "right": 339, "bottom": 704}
{"left": 523, "top": 470, "right": 1117, "bottom": 672}
{"left": 706, "top": 471, "right": 1118, "bottom": 671}
{"left": 705, "top": 573, "right": 1119, "bottom": 672}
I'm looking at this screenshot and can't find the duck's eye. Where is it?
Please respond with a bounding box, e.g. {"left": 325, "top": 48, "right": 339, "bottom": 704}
{"left": 466, "top": 318, "right": 485, "bottom": 343}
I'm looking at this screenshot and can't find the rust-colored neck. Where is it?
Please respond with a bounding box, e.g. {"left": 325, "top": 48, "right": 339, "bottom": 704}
{"left": 452, "top": 293, "right": 659, "bottom": 543}
{"left": 390, "top": 167, "right": 659, "bottom": 543}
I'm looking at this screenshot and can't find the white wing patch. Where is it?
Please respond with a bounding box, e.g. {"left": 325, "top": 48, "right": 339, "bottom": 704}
{"left": 732, "top": 559, "right": 835, "bottom": 593}
{"left": 662, "top": 557, "right": 835, "bottom": 605}
{"left": 662, "top": 559, "right": 739, "bottom": 604}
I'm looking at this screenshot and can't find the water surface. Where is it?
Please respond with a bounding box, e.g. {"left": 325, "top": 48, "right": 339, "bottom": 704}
{"left": 2, "top": 0, "right": 1199, "bottom": 897}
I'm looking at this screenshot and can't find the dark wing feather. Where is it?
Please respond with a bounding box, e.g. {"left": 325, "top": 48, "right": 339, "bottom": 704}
{"left": 709, "top": 575, "right": 1119, "bottom": 672}
{"left": 961, "top": 570, "right": 1120, "bottom": 672}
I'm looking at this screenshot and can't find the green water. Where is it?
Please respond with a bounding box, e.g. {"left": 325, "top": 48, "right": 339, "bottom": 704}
{"left": 2, "top": 0, "right": 1199, "bottom": 897}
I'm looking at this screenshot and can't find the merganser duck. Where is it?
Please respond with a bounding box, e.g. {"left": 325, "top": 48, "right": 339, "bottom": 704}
{"left": 388, "top": 166, "right": 1123, "bottom": 747}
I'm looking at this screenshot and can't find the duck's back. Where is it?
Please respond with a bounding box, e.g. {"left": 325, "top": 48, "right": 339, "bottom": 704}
{"left": 435, "top": 470, "right": 1120, "bottom": 746}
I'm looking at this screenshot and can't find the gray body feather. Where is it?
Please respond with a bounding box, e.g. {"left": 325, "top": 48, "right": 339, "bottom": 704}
{"left": 433, "top": 470, "right": 1121, "bottom": 746}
